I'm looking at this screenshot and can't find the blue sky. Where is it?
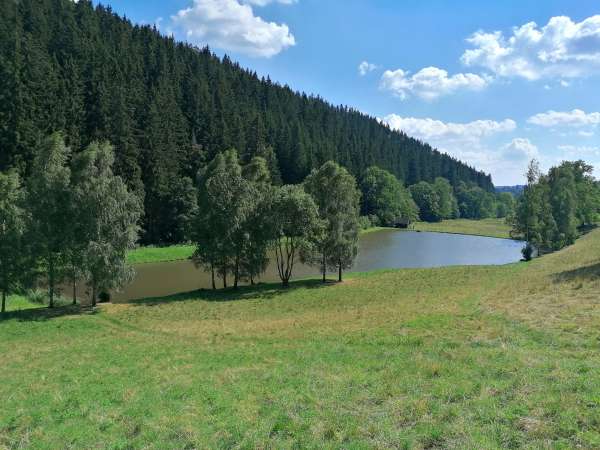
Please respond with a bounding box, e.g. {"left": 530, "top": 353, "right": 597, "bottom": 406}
{"left": 99, "top": 0, "right": 600, "bottom": 185}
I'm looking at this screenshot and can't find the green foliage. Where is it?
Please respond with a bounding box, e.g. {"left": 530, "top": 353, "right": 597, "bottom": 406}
{"left": 0, "top": 170, "right": 25, "bottom": 312}
{"left": 71, "top": 141, "right": 142, "bottom": 306}
{"left": 512, "top": 159, "right": 600, "bottom": 253}
{"left": 456, "top": 182, "right": 497, "bottom": 220}
{"left": 0, "top": 0, "right": 493, "bottom": 245}
{"left": 433, "top": 177, "right": 460, "bottom": 219}
{"left": 360, "top": 166, "right": 418, "bottom": 226}
{"left": 495, "top": 192, "right": 516, "bottom": 219}
{"left": 193, "top": 150, "right": 260, "bottom": 288}
{"left": 410, "top": 182, "right": 442, "bottom": 222}
{"left": 26, "top": 133, "right": 73, "bottom": 308}
{"left": 304, "top": 162, "right": 361, "bottom": 281}
{"left": 269, "top": 185, "right": 323, "bottom": 286}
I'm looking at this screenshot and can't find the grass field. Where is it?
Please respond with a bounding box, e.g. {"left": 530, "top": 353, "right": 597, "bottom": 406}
{"left": 413, "top": 218, "right": 514, "bottom": 239}
{"left": 3, "top": 228, "right": 600, "bottom": 448}
{"left": 127, "top": 244, "right": 195, "bottom": 264}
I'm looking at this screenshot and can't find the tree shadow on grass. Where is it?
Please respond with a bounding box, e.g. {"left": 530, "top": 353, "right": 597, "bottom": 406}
{"left": 125, "top": 277, "right": 337, "bottom": 307}
{"left": 0, "top": 305, "right": 99, "bottom": 323}
{"left": 552, "top": 262, "right": 600, "bottom": 284}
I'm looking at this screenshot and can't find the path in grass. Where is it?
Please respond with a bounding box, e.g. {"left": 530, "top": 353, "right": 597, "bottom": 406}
{"left": 2, "top": 229, "right": 600, "bottom": 448}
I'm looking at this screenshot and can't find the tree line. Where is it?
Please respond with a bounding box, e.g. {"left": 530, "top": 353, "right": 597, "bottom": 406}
{"left": 1, "top": 0, "right": 494, "bottom": 246}
{"left": 359, "top": 167, "right": 516, "bottom": 227}
{"left": 193, "top": 151, "right": 361, "bottom": 288}
{"left": 0, "top": 134, "right": 364, "bottom": 311}
{"left": 0, "top": 133, "right": 141, "bottom": 313}
{"left": 511, "top": 160, "right": 600, "bottom": 258}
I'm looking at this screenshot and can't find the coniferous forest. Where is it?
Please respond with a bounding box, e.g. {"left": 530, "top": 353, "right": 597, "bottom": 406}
{"left": 0, "top": 0, "right": 494, "bottom": 245}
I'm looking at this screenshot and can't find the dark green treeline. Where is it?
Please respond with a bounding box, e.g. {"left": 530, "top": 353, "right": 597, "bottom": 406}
{"left": 0, "top": 0, "right": 494, "bottom": 244}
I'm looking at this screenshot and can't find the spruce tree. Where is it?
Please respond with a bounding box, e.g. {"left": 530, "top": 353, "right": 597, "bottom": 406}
{"left": 0, "top": 170, "right": 25, "bottom": 313}
{"left": 27, "top": 133, "right": 73, "bottom": 308}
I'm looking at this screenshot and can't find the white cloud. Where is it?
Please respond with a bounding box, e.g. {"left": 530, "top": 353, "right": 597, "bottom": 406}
{"left": 501, "top": 138, "right": 539, "bottom": 162}
{"left": 171, "top": 0, "right": 296, "bottom": 58}
{"left": 380, "top": 114, "right": 532, "bottom": 184}
{"left": 527, "top": 109, "right": 600, "bottom": 127}
{"left": 358, "top": 61, "right": 378, "bottom": 76}
{"left": 579, "top": 130, "right": 595, "bottom": 137}
{"left": 243, "top": 0, "right": 297, "bottom": 5}
{"left": 380, "top": 67, "right": 490, "bottom": 100}
{"left": 461, "top": 15, "right": 600, "bottom": 80}
{"left": 381, "top": 115, "right": 515, "bottom": 142}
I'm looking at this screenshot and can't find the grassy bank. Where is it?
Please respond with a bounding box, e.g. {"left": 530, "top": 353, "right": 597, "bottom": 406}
{"left": 127, "top": 244, "right": 195, "bottom": 265}
{"left": 3, "top": 227, "right": 600, "bottom": 447}
{"left": 413, "top": 218, "right": 514, "bottom": 239}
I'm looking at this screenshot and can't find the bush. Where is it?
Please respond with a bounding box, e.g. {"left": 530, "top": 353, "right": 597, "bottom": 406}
{"left": 358, "top": 216, "right": 371, "bottom": 230}
{"left": 522, "top": 243, "right": 534, "bottom": 261}
{"left": 98, "top": 291, "right": 111, "bottom": 303}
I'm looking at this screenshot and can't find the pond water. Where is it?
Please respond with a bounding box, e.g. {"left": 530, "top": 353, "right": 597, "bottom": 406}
{"left": 111, "top": 230, "right": 524, "bottom": 302}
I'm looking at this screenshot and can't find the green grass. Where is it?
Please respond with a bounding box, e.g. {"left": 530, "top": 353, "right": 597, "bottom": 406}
{"left": 127, "top": 244, "right": 195, "bottom": 264}
{"left": 3, "top": 229, "right": 600, "bottom": 448}
{"left": 414, "top": 218, "right": 515, "bottom": 239}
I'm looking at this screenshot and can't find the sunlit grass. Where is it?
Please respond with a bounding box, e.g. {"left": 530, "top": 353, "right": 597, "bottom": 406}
{"left": 3, "top": 230, "right": 600, "bottom": 447}
{"left": 414, "top": 218, "right": 514, "bottom": 239}
{"left": 127, "top": 244, "right": 196, "bottom": 265}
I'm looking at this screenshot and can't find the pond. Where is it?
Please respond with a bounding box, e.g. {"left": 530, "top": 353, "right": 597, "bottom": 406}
{"left": 111, "top": 230, "right": 524, "bottom": 302}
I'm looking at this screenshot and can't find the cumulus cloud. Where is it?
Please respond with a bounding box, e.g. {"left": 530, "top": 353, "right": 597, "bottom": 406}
{"left": 379, "top": 66, "right": 490, "bottom": 101}
{"left": 380, "top": 114, "right": 531, "bottom": 183}
{"left": 527, "top": 109, "right": 600, "bottom": 127}
{"left": 358, "top": 61, "right": 378, "bottom": 76}
{"left": 501, "top": 138, "right": 539, "bottom": 162}
{"left": 461, "top": 15, "right": 600, "bottom": 80}
{"left": 381, "top": 115, "right": 515, "bottom": 142}
{"left": 243, "top": 0, "right": 297, "bottom": 5}
{"left": 171, "top": 0, "right": 296, "bottom": 58}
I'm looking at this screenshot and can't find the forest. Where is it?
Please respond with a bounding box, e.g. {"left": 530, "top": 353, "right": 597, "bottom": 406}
{"left": 0, "top": 0, "right": 494, "bottom": 245}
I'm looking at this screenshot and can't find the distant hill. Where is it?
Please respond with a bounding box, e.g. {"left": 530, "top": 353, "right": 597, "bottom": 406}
{"left": 496, "top": 186, "right": 525, "bottom": 196}
{"left": 0, "top": 0, "right": 493, "bottom": 244}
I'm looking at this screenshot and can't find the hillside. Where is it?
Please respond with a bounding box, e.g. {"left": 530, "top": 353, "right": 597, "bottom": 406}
{"left": 0, "top": 0, "right": 492, "bottom": 244}
{"left": 3, "top": 227, "right": 600, "bottom": 447}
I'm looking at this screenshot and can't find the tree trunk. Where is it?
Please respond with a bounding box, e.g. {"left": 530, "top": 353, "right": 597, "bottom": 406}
{"left": 250, "top": 274, "right": 254, "bottom": 286}
{"left": 48, "top": 264, "right": 55, "bottom": 309}
{"left": 91, "top": 283, "right": 97, "bottom": 308}
{"left": 1, "top": 290, "right": 5, "bottom": 313}
{"left": 234, "top": 256, "right": 239, "bottom": 289}
{"left": 322, "top": 255, "right": 326, "bottom": 283}
{"left": 211, "top": 264, "right": 216, "bottom": 290}
{"left": 223, "top": 269, "right": 227, "bottom": 289}
{"left": 338, "top": 262, "right": 342, "bottom": 282}
{"left": 72, "top": 278, "right": 77, "bottom": 305}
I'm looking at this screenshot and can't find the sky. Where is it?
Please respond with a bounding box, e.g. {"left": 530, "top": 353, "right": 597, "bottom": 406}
{"left": 96, "top": 0, "right": 600, "bottom": 185}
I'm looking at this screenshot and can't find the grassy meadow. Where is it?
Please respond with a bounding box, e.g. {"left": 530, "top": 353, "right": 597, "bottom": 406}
{"left": 3, "top": 228, "right": 600, "bottom": 448}
{"left": 413, "top": 218, "right": 514, "bottom": 240}
{"left": 127, "top": 244, "right": 196, "bottom": 265}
